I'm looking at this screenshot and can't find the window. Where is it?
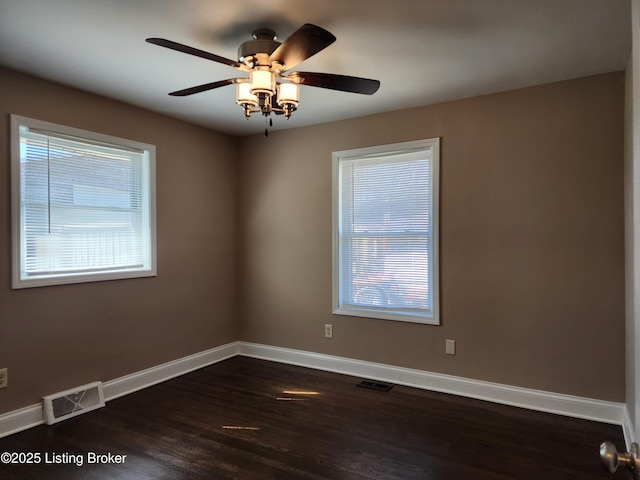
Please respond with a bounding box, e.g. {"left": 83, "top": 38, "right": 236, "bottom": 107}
{"left": 332, "top": 138, "right": 440, "bottom": 324}
{"left": 11, "top": 115, "right": 156, "bottom": 288}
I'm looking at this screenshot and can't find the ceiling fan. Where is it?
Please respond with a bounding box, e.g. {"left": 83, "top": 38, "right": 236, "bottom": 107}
{"left": 146, "top": 24, "right": 380, "bottom": 124}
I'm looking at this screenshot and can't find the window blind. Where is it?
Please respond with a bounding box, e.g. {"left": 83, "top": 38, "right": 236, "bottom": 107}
{"left": 19, "top": 126, "right": 147, "bottom": 277}
{"left": 336, "top": 147, "right": 436, "bottom": 321}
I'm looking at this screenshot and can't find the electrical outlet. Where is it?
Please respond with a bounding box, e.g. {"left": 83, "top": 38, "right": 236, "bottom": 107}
{"left": 445, "top": 339, "right": 456, "bottom": 355}
{"left": 0, "top": 368, "right": 7, "bottom": 388}
{"left": 324, "top": 324, "right": 333, "bottom": 338}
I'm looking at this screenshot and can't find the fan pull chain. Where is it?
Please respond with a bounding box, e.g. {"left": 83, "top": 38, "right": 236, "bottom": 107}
{"left": 264, "top": 116, "right": 273, "bottom": 138}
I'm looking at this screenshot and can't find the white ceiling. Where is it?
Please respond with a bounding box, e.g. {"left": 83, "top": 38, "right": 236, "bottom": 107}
{"left": 0, "top": 0, "right": 631, "bottom": 136}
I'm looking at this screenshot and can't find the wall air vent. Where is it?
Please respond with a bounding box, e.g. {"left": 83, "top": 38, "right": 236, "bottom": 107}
{"left": 43, "top": 381, "right": 105, "bottom": 425}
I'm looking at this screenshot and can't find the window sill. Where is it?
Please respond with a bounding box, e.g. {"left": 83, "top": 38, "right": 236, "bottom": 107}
{"left": 13, "top": 267, "right": 156, "bottom": 289}
{"left": 333, "top": 305, "right": 439, "bottom": 325}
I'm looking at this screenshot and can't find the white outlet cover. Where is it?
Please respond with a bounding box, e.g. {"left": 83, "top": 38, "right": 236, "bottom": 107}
{"left": 325, "top": 324, "right": 333, "bottom": 338}
{"left": 446, "top": 339, "right": 456, "bottom": 355}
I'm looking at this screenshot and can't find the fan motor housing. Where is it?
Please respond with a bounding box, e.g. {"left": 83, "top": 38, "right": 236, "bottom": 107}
{"left": 238, "top": 28, "right": 280, "bottom": 63}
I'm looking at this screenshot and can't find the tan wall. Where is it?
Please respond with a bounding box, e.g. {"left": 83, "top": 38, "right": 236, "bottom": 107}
{"left": 0, "top": 68, "right": 240, "bottom": 413}
{"left": 239, "top": 72, "right": 626, "bottom": 401}
{"left": 0, "top": 67, "right": 626, "bottom": 415}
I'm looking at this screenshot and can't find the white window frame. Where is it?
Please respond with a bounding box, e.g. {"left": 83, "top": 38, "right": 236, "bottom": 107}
{"left": 332, "top": 138, "right": 440, "bottom": 324}
{"left": 11, "top": 115, "right": 157, "bottom": 288}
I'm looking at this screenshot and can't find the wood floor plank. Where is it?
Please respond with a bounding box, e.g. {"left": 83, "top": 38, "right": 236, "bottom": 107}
{"left": 0, "top": 356, "right": 628, "bottom": 479}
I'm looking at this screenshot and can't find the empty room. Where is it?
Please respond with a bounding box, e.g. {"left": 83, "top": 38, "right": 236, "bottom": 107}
{"left": 0, "top": 0, "right": 638, "bottom": 478}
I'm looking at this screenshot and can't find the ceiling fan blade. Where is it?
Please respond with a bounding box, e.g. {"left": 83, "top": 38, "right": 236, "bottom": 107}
{"left": 169, "top": 79, "right": 240, "bottom": 97}
{"left": 146, "top": 38, "right": 243, "bottom": 69}
{"left": 286, "top": 72, "right": 380, "bottom": 95}
{"left": 269, "top": 24, "right": 336, "bottom": 71}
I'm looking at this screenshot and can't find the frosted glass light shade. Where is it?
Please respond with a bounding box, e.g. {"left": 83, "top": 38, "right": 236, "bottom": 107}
{"left": 236, "top": 83, "right": 258, "bottom": 106}
{"left": 277, "top": 83, "right": 300, "bottom": 106}
{"left": 250, "top": 70, "right": 275, "bottom": 95}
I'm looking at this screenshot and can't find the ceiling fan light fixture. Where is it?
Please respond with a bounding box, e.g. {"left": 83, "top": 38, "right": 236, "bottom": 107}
{"left": 277, "top": 83, "right": 300, "bottom": 106}
{"left": 236, "top": 82, "right": 258, "bottom": 118}
{"left": 277, "top": 83, "right": 299, "bottom": 119}
{"left": 236, "top": 82, "right": 258, "bottom": 106}
{"left": 250, "top": 70, "right": 275, "bottom": 96}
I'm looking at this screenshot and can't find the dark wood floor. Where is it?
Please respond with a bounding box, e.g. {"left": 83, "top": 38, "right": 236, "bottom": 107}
{"left": 0, "top": 356, "right": 628, "bottom": 479}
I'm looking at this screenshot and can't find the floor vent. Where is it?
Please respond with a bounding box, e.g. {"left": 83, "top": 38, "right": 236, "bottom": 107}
{"left": 357, "top": 380, "right": 393, "bottom": 392}
{"left": 43, "top": 381, "right": 105, "bottom": 425}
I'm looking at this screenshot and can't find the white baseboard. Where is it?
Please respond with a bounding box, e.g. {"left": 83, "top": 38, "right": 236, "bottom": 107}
{"left": 622, "top": 405, "right": 636, "bottom": 448}
{"left": 0, "top": 340, "right": 632, "bottom": 448}
{"left": 237, "top": 342, "right": 631, "bottom": 446}
{"left": 102, "top": 341, "right": 238, "bottom": 401}
{"left": 0, "top": 404, "right": 43, "bottom": 439}
{"left": 0, "top": 342, "right": 239, "bottom": 439}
